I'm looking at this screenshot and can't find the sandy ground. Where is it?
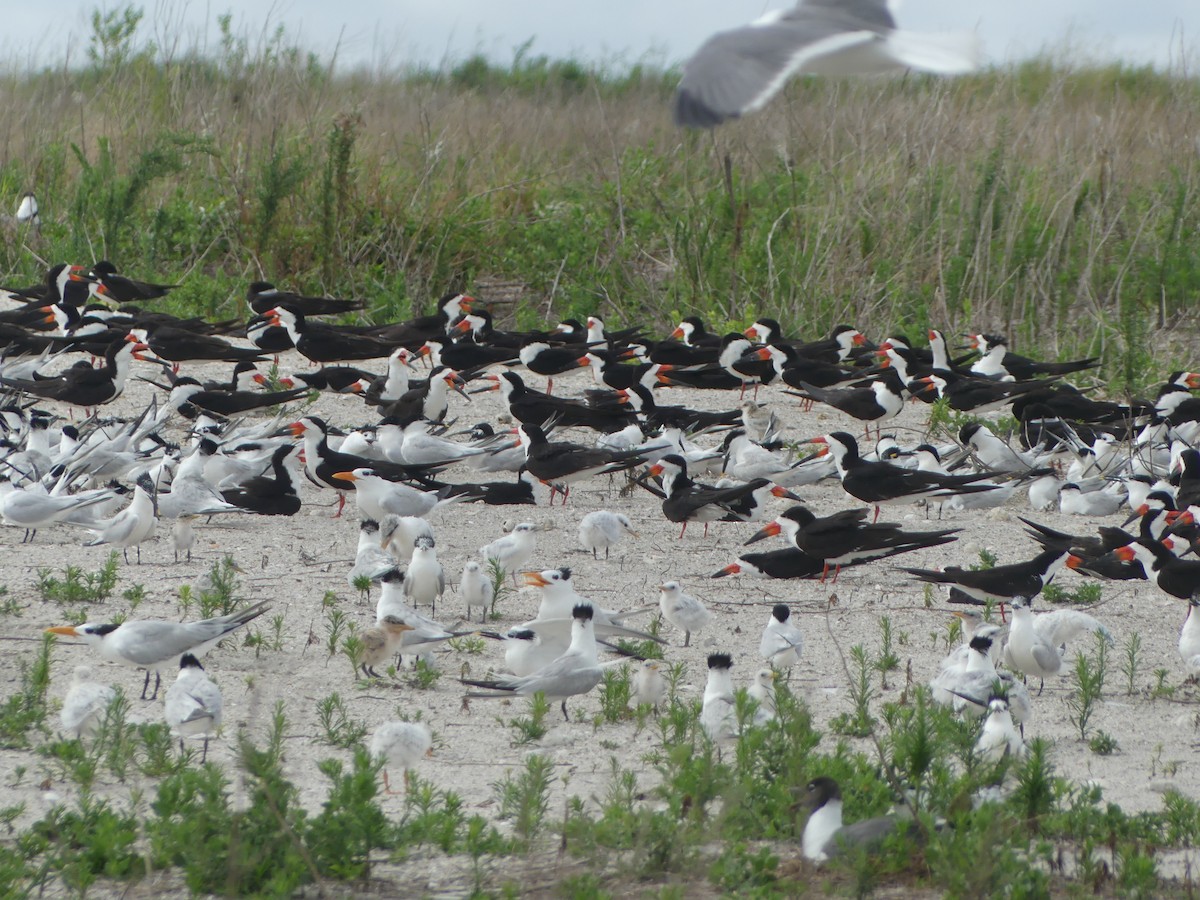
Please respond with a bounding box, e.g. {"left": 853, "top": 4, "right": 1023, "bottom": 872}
{"left": 2, "top": 351, "right": 1199, "bottom": 893}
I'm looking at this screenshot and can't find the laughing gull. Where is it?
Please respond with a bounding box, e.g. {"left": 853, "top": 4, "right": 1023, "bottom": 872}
{"left": 674, "top": 0, "right": 980, "bottom": 128}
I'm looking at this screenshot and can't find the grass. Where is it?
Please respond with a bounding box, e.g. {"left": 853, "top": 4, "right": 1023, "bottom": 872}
{"left": 0, "top": 10, "right": 1198, "bottom": 388}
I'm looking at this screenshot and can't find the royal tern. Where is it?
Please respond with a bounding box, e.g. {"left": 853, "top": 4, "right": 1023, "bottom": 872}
{"left": 83, "top": 473, "right": 157, "bottom": 563}
{"left": 46, "top": 600, "right": 271, "bottom": 699}
{"left": 802, "top": 776, "right": 914, "bottom": 863}
{"left": 578, "top": 510, "right": 639, "bottom": 560}
{"left": 748, "top": 668, "right": 778, "bottom": 725}
{"left": 163, "top": 654, "right": 223, "bottom": 762}
{"left": 461, "top": 604, "right": 602, "bottom": 721}
{"left": 59, "top": 665, "right": 116, "bottom": 738}
{"left": 657, "top": 581, "right": 711, "bottom": 648}
{"left": 1, "top": 484, "right": 114, "bottom": 542}
{"left": 370, "top": 721, "right": 433, "bottom": 794}
{"left": 522, "top": 569, "right": 660, "bottom": 643}
{"left": 332, "top": 467, "right": 457, "bottom": 520}
{"left": 459, "top": 559, "right": 495, "bottom": 623}
{"left": 760, "top": 604, "right": 804, "bottom": 672}
{"left": 700, "top": 653, "right": 737, "bottom": 743}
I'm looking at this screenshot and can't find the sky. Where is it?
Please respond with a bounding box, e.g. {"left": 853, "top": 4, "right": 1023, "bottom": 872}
{"left": 2, "top": 1, "right": 1195, "bottom": 73}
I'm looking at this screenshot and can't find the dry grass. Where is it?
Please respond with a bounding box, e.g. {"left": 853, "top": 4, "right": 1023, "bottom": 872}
{"left": 1, "top": 27, "right": 1197, "bottom": 387}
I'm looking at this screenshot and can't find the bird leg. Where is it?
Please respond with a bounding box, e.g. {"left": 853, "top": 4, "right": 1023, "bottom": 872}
{"left": 872, "top": 506, "right": 881, "bottom": 524}
{"left": 334, "top": 493, "right": 346, "bottom": 518}
{"left": 381, "top": 769, "right": 403, "bottom": 795}
{"left": 141, "top": 669, "right": 152, "bottom": 700}
{"left": 820, "top": 563, "right": 829, "bottom": 584}
{"left": 703, "top": 523, "right": 710, "bottom": 538}
{"left": 684, "top": 630, "right": 691, "bottom": 648}
{"left": 678, "top": 522, "right": 687, "bottom": 539}
{"left": 561, "top": 700, "right": 570, "bottom": 722}
{"left": 200, "top": 736, "right": 209, "bottom": 764}
{"left": 832, "top": 565, "right": 842, "bottom": 584}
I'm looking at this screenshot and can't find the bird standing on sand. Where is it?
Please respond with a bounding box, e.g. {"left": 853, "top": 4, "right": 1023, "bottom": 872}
{"left": 163, "top": 654, "right": 223, "bottom": 762}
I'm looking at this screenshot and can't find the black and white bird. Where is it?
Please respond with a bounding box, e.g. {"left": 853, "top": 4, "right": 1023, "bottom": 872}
{"left": 461, "top": 604, "right": 603, "bottom": 721}
{"left": 163, "top": 654, "right": 223, "bottom": 762}
{"left": 760, "top": 604, "right": 804, "bottom": 672}
{"left": 802, "top": 776, "right": 916, "bottom": 863}
{"left": 700, "top": 653, "right": 738, "bottom": 743}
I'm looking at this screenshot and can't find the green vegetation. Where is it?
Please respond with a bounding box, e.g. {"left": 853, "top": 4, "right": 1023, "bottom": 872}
{"left": 2, "top": 7, "right": 1198, "bottom": 391}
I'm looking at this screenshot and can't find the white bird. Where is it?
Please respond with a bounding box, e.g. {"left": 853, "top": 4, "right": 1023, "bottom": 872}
{"left": 976, "top": 696, "right": 1025, "bottom": 764}
{"left": 760, "top": 604, "right": 804, "bottom": 671}
{"left": 403, "top": 535, "right": 445, "bottom": 614}
{"left": 171, "top": 516, "right": 197, "bottom": 562}
{"left": 15, "top": 191, "right": 39, "bottom": 226}
{"left": 491, "top": 626, "right": 563, "bottom": 678}
{"left": 370, "top": 721, "right": 433, "bottom": 794}
{"left": 59, "top": 665, "right": 116, "bottom": 738}
{"left": 1180, "top": 599, "right": 1200, "bottom": 678}
{"left": 522, "top": 568, "right": 659, "bottom": 643}
{"left": 633, "top": 659, "right": 666, "bottom": 710}
{"left": 802, "top": 776, "right": 912, "bottom": 863}
{"left": 749, "top": 668, "right": 778, "bottom": 725}
{"left": 1, "top": 485, "right": 114, "bottom": 542}
{"left": 331, "top": 467, "right": 456, "bottom": 521}
{"left": 578, "top": 510, "right": 639, "bottom": 560}
{"left": 459, "top": 559, "right": 494, "bottom": 623}
{"left": 391, "top": 419, "right": 488, "bottom": 467}
{"left": 658, "top": 581, "right": 711, "bottom": 647}
{"left": 961, "top": 423, "right": 1047, "bottom": 474}
{"left": 480, "top": 522, "right": 538, "bottom": 580}
{"left": 461, "top": 603, "right": 602, "bottom": 721}
{"left": 357, "top": 616, "right": 416, "bottom": 678}
{"left": 163, "top": 654, "right": 223, "bottom": 762}
{"left": 700, "top": 653, "right": 737, "bottom": 743}
{"left": 1027, "top": 472, "right": 1062, "bottom": 512}
{"left": 673, "top": 0, "right": 979, "bottom": 129}
{"left": 46, "top": 600, "right": 272, "bottom": 700}
{"left": 83, "top": 474, "right": 158, "bottom": 563}
{"left": 1002, "top": 598, "right": 1113, "bottom": 689}
{"left": 374, "top": 569, "right": 465, "bottom": 660}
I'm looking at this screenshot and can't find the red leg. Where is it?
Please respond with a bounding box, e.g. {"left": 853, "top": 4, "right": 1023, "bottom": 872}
{"left": 334, "top": 493, "right": 345, "bottom": 518}
{"left": 678, "top": 522, "right": 687, "bottom": 539}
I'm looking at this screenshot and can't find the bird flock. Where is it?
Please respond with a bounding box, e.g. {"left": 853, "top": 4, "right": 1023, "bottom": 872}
{"left": 4, "top": 257, "right": 1200, "bottom": 857}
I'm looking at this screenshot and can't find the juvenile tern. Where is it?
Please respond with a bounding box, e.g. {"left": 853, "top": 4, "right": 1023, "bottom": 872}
{"left": 403, "top": 535, "right": 445, "bottom": 614}
{"left": 633, "top": 659, "right": 667, "bottom": 710}
{"left": 358, "top": 616, "right": 417, "bottom": 678}
{"left": 163, "top": 654, "right": 223, "bottom": 762}
{"left": 46, "top": 600, "right": 272, "bottom": 699}
{"left": 83, "top": 473, "right": 158, "bottom": 563}
{"left": 657, "top": 581, "right": 711, "bottom": 648}
{"left": 59, "top": 665, "right": 116, "bottom": 738}
{"left": 975, "top": 696, "right": 1025, "bottom": 764}
{"left": 748, "top": 668, "right": 778, "bottom": 725}
{"left": 578, "top": 510, "right": 639, "bottom": 560}
{"left": 370, "top": 721, "right": 433, "bottom": 793}
{"left": 459, "top": 559, "right": 494, "bottom": 623}
{"left": 480, "top": 522, "right": 539, "bottom": 580}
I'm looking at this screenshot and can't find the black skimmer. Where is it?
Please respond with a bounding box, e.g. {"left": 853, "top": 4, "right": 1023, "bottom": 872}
{"left": 673, "top": 1, "right": 978, "bottom": 128}
{"left": 87, "top": 261, "right": 177, "bottom": 304}
{"left": 265, "top": 306, "right": 399, "bottom": 363}
{"left": 131, "top": 324, "right": 265, "bottom": 369}
{"left": 478, "top": 371, "right": 635, "bottom": 432}
{"left": 218, "top": 444, "right": 303, "bottom": 516}
{"left": 518, "top": 341, "right": 591, "bottom": 395}
{"left": 517, "top": 423, "right": 646, "bottom": 504}
{"left": 614, "top": 383, "right": 743, "bottom": 431}
{"left": 899, "top": 544, "right": 1083, "bottom": 612}
{"left": 747, "top": 505, "right": 958, "bottom": 582}
{"left": 814, "top": 432, "right": 999, "bottom": 520}
{"left": 914, "top": 371, "right": 1057, "bottom": 414}
{"left": 246, "top": 280, "right": 365, "bottom": 317}
{"left": 642, "top": 454, "right": 789, "bottom": 537}
{"left": 791, "top": 370, "right": 906, "bottom": 436}
{"left": 0, "top": 335, "right": 146, "bottom": 410}
{"left": 967, "top": 333, "right": 1100, "bottom": 380}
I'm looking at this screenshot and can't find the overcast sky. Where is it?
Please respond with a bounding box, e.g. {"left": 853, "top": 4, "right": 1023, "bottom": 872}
{"left": 3, "top": 1, "right": 1195, "bottom": 72}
